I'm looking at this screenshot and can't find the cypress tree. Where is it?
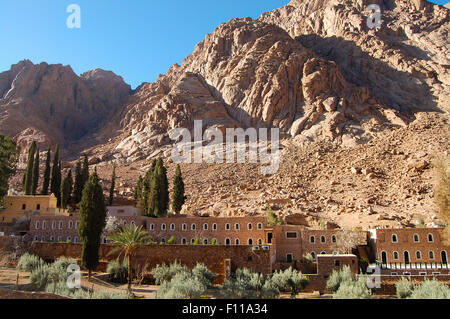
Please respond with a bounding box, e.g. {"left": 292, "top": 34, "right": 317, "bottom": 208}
{"left": 172, "top": 164, "right": 186, "bottom": 214}
{"left": 81, "top": 154, "right": 89, "bottom": 186}
{"left": 61, "top": 170, "right": 73, "bottom": 209}
{"left": 109, "top": 163, "right": 116, "bottom": 206}
{"left": 157, "top": 157, "right": 169, "bottom": 216}
{"left": 134, "top": 175, "right": 143, "bottom": 207}
{"left": 148, "top": 158, "right": 169, "bottom": 217}
{"left": 41, "top": 149, "right": 51, "bottom": 195}
{"left": 23, "top": 142, "right": 37, "bottom": 195}
{"left": 31, "top": 148, "right": 40, "bottom": 195}
{"left": 140, "top": 159, "right": 157, "bottom": 215}
{"left": 50, "top": 145, "right": 61, "bottom": 206}
{"left": 73, "top": 159, "right": 83, "bottom": 204}
{"left": 78, "top": 171, "right": 107, "bottom": 280}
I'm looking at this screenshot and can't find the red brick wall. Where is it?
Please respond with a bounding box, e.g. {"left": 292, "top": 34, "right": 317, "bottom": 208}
{"left": 372, "top": 228, "right": 449, "bottom": 264}
{"left": 30, "top": 242, "right": 272, "bottom": 284}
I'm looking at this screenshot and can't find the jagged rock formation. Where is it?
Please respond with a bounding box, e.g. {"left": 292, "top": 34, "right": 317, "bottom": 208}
{"left": 0, "top": 60, "right": 131, "bottom": 154}
{"left": 105, "top": 17, "right": 410, "bottom": 163}
{"left": 259, "top": 0, "right": 449, "bottom": 113}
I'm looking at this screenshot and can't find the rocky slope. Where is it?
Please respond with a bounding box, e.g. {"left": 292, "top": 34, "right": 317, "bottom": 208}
{"left": 0, "top": 60, "right": 131, "bottom": 156}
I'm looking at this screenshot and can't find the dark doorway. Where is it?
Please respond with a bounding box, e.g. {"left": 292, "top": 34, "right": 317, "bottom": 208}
{"left": 404, "top": 251, "right": 410, "bottom": 264}
{"left": 442, "top": 251, "right": 448, "bottom": 264}
{"left": 381, "top": 251, "right": 387, "bottom": 264}
{"left": 267, "top": 232, "right": 273, "bottom": 244}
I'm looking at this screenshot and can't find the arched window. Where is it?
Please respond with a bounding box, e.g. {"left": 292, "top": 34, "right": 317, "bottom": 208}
{"left": 57, "top": 236, "right": 62, "bottom": 242}
{"left": 59, "top": 221, "right": 64, "bottom": 229}
{"left": 393, "top": 251, "right": 399, "bottom": 260}
{"left": 170, "top": 223, "right": 175, "bottom": 230}
{"left": 75, "top": 221, "right": 79, "bottom": 229}
{"left": 51, "top": 221, "right": 56, "bottom": 229}
{"left": 67, "top": 236, "right": 71, "bottom": 243}
{"left": 74, "top": 237, "right": 79, "bottom": 243}
{"left": 225, "top": 238, "right": 231, "bottom": 246}
{"left": 442, "top": 251, "right": 448, "bottom": 264}
{"left": 50, "top": 236, "right": 55, "bottom": 242}
{"left": 131, "top": 221, "right": 136, "bottom": 226}
{"left": 381, "top": 251, "right": 388, "bottom": 264}
{"left": 392, "top": 234, "right": 398, "bottom": 243}
{"left": 416, "top": 251, "right": 422, "bottom": 259}
{"left": 248, "top": 238, "right": 253, "bottom": 245}
{"left": 429, "top": 251, "right": 435, "bottom": 259}
{"left": 404, "top": 251, "right": 411, "bottom": 264}
{"left": 320, "top": 236, "right": 326, "bottom": 243}
{"left": 321, "top": 251, "right": 326, "bottom": 255}
{"left": 42, "top": 221, "right": 46, "bottom": 230}
{"left": 235, "top": 223, "right": 240, "bottom": 230}
{"left": 191, "top": 238, "right": 195, "bottom": 244}
{"left": 191, "top": 224, "right": 196, "bottom": 231}
{"left": 161, "top": 223, "right": 166, "bottom": 230}
{"left": 68, "top": 221, "right": 73, "bottom": 229}
{"left": 235, "top": 238, "right": 240, "bottom": 245}
{"left": 332, "top": 235, "right": 337, "bottom": 243}
{"left": 160, "top": 238, "right": 166, "bottom": 244}
{"left": 149, "top": 224, "right": 155, "bottom": 231}
{"left": 310, "top": 252, "right": 316, "bottom": 260}
{"left": 428, "top": 234, "right": 434, "bottom": 242}
{"left": 258, "top": 238, "right": 263, "bottom": 245}
{"left": 413, "top": 234, "right": 420, "bottom": 243}
{"left": 182, "top": 223, "right": 187, "bottom": 231}
{"left": 225, "top": 223, "right": 230, "bottom": 230}
{"left": 203, "top": 223, "right": 208, "bottom": 230}
{"left": 212, "top": 223, "right": 217, "bottom": 230}
{"left": 257, "top": 223, "right": 263, "bottom": 230}
{"left": 248, "top": 223, "right": 253, "bottom": 230}
{"left": 310, "top": 236, "right": 315, "bottom": 244}
{"left": 203, "top": 239, "right": 208, "bottom": 245}
{"left": 35, "top": 221, "right": 40, "bottom": 229}
{"left": 181, "top": 238, "right": 187, "bottom": 245}
{"left": 41, "top": 236, "right": 45, "bottom": 242}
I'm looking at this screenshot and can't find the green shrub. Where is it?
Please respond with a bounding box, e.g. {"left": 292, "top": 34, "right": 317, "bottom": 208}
{"left": 271, "top": 267, "right": 309, "bottom": 298}
{"left": 192, "top": 263, "right": 215, "bottom": 288}
{"left": 17, "top": 253, "right": 45, "bottom": 272}
{"left": 167, "top": 236, "right": 175, "bottom": 245}
{"left": 211, "top": 238, "right": 217, "bottom": 245}
{"left": 333, "top": 276, "right": 372, "bottom": 299}
{"left": 52, "top": 257, "right": 78, "bottom": 271}
{"left": 409, "top": 279, "right": 450, "bottom": 299}
{"left": 30, "top": 264, "right": 67, "bottom": 291}
{"left": 151, "top": 261, "right": 188, "bottom": 284}
{"left": 220, "top": 268, "right": 280, "bottom": 299}
{"left": 107, "top": 260, "right": 128, "bottom": 284}
{"left": 326, "top": 265, "right": 354, "bottom": 293}
{"left": 395, "top": 277, "right": 414, "bottom": 299}
{"left": 192, "top": 238, "right": 200, "bottom": 245}
{"left": 156, "top": 271, "right": 207, "bottom": 299}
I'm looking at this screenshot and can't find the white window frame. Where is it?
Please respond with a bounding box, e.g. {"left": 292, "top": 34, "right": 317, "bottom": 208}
{"left": 428, "top": 233, "right": 434, "bottom": 243}
{"left": 161, "top": 223, "right": 167, "bottom": 230}
{"left": 235, "top": 238, "right": 240, "bottom": 245}
{"left": 429, "top": 251, "right": 435, "bottom": 259}
{"left": 58, "top": 221, "right": 63, "bottom": 229}
{"left": 320, "top": 235, "right": 326, "bottom": 244}
{"left": 42, "top": 221, "right": 46, "bottom": 230}
{"left": 413, "top": 234, "right": 420, "bottom": 243}
{"left": 191, "top": 224, "right": 196, "bottom": 231}
{"left": 212, "top": 223, "right": 217, "bottom": 231}
{"left": 392, "top": 234, "right": 398, "bottom": 243}
{"left": 182, "top": 223, "right": 187, "bottom": 231}
{"left": 35, "top": 221, "right": 40, "bottom": 230}
{"left": 416, "top": 251, "right": 422, "bottom": 260}
{"left": 248, "top": 238, "right": 253, "bottom": 245}
{"left": 170, "top": 223, "right": 175, "bottom": 231}
{"left": 235, "top": 223, "right": 240, "bottom": 230}
{"left": 310, "top": 236, "right": 315, "bottom": 244}
{"left": 225, "top": 223, "right": 230, "bottom": 230}
{"left": 203, "top": 223, "right": 208, "bottom": 230}
{"left": 149, "top": 224, "right": 155, "bottom": 231}
{"left": 257, "top": 223, "right": 263, "bottom": 230}
{"left": 225, "top": 238, "right": 231, "bottom": 246}
{"left": 248, "top": 223, "right": 253, "bottom": 230}
{"left": 393, "top": 251, "right": 399, "bottom": 260}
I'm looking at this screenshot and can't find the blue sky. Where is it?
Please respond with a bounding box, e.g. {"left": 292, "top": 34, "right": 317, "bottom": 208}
{"left": 0, "top": 0, "right": 447, "bottom": 89}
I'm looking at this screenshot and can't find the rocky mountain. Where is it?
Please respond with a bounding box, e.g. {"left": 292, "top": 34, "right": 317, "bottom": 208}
{"left": 0, "top": 60, "right": 131, "bottom": 155}
{"left": 4, "top": 0, "right": 450, "bottom": 229}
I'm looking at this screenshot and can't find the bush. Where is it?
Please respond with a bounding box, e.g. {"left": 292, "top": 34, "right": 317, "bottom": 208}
{"left": 333, "top": 276, "right": 372, "bottom": 299}
{"left": 30, "top": 264, "right": 68, "bottom": 291}
{"left": 192, "top": 238, "right": 200, "bottom": 245}
{"left": 167, "top": 236, "right": 175, "bottom": 245}
{"left": 211, "top": 238, "right": 217, "bottom": 245}
{"left": 271, "top": 267, "right": 309, "bottom": 298}
{"left": 326, "top": 265, "right": 354, "bottom": 293}
{"left": 395, "top": 277, "right": 414, "bottom": 299}
{"left": 156, "top": 272, "right": 207, "bottom": 299}
{"left": 151, "top": 261, "right": 188, "bottom": 285}
{"left": 409, "top": 279, "right": 450, "bottom": 299}
{"left": 220, "top": 268, "right": 279, "bottom": 299}
{"left": 192, "top": 263, "right": 215, "bottom": 288}
{"left": 17, "top": 253, "right": 45, "bottom": 272}
{"left": 107, "top": 260, "right": 128, "bottom": 284}
{"left": 52, "top": 257, "right": 78, "bottom": 271}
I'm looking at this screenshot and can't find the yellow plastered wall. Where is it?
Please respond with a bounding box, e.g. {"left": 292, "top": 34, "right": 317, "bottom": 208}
{"left": 0, "top": 195, "right": 59, "bottom": 223}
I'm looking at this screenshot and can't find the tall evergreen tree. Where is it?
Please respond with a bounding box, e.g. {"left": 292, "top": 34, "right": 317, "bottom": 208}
{"left": 172, "top": 164, "right": 186, "bottom": 214}
{"left": 148, "top": 158, "right": 169, "bottom": 217}
{"left": 157, "top": 157, "right": 169, "bottom": 216}
{"left": 78, "top": 171, "right": 107, "bottom": 280}
{"left": 81, "top": 154, "right": 89, "bottom": 186}
{"left": 139, "top": 159, "right": 157, "bottom": 215}
{"left": 0, "top": 135, "right": 19, "bottom": 204}
{"left": 23, "top": 142, "right": 37, "bottom": 195}
{"left": 41, "top": 149, "right": 51, "bottom": 195}
{"left": 31, "top": 148, "right": 40, "bottom": 195}
{"left": 134, "top": 175, "right": 143, "bottom": 207}
{"left": 50, "top": 145, "right": 61, "bottom": 206}
{"left": 61, "top": 170, "right": 73, "bottom": 209}
{"left": 109, "top": 163, "right": 116, "bottom": 206}
{"left": 73, "top": 159, "right": 83, "bottom": 204}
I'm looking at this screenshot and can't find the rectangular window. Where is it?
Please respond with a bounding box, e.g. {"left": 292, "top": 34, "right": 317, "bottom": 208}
{"left": 286, "top": 232, "right": 298, "bottom": 239}
{"left": 286, "top": 254, "right": 293, "bottom": 263}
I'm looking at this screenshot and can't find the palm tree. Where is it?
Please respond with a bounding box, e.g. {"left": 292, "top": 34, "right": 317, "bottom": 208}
{"left": 108, "top": 224, "right": 153, "bottom": 292}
